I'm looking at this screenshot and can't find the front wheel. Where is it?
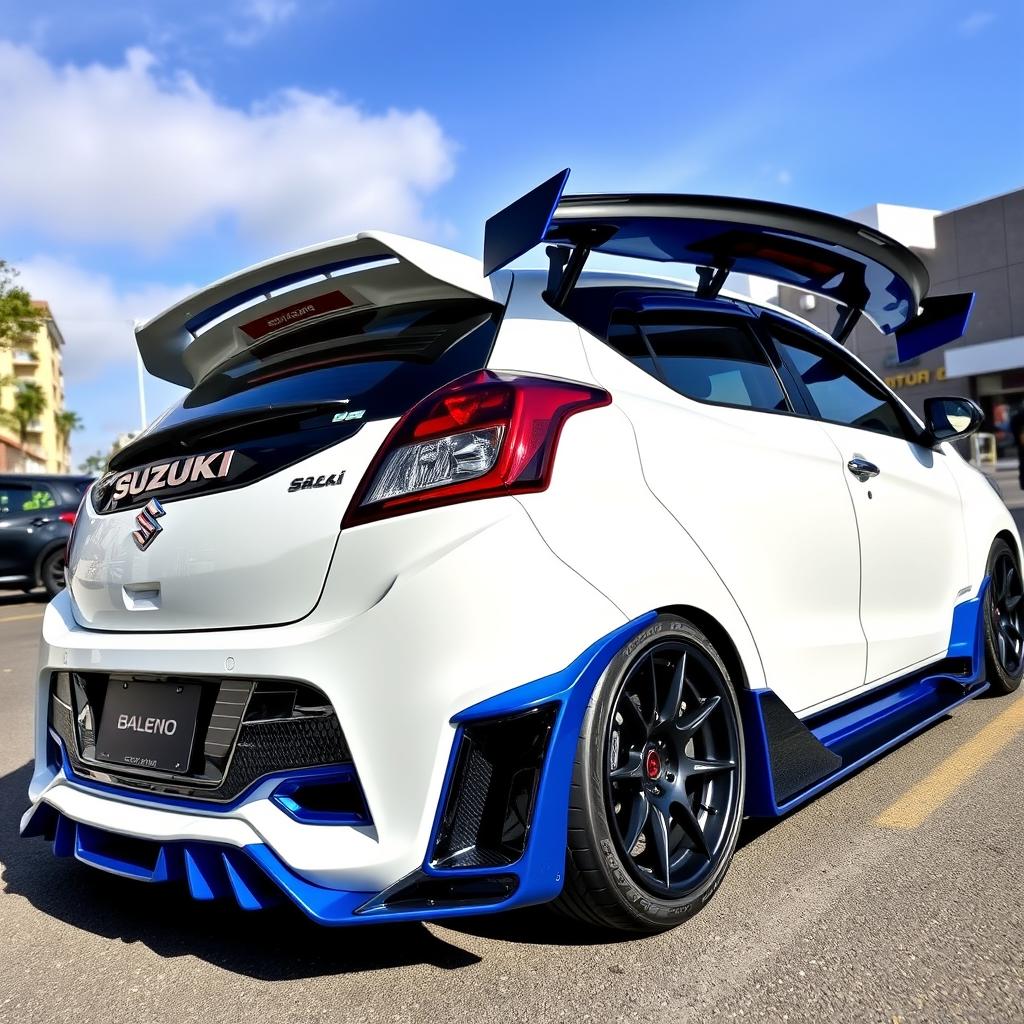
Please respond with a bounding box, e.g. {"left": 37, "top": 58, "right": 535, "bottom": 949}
{"left": 555, "top": 614, "right": 745, "bottom": 933}
{"left": 984, "top": 538, "right": 1024, "bottom": 696}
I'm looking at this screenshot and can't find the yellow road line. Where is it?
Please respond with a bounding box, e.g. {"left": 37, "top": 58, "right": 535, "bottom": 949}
{"left": 0, "top": 611, "right": 45, "bottom": 624}
{"left": 876, "top": 693, "right": 1024, "bottom": 830}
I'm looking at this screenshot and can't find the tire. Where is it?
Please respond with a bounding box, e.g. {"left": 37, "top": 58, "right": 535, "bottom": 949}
{"left": 40, "top": 548, "right": 67, "bottom": 599}
{"left": 555, "top": 614, "right": 745, "bottom": 933}
{"left": 983, "top": 538, "right": 1024, "bottom": 696}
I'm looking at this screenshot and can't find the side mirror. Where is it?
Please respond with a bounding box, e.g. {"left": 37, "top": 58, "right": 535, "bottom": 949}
{"left": 923, "top": 396, "right": 984, "bottom": 444}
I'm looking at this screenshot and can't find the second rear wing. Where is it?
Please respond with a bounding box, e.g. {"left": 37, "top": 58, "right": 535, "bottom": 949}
{"left": 484, "top": 169, "right": 973, "bottom": 361}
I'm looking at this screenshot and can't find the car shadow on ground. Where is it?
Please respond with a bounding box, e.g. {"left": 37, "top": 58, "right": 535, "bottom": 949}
{"left": 0, "top": 762, "right": 488, "bottom": 978}
{"left": 0, "top": 589, "right": 47, "bottom": 609}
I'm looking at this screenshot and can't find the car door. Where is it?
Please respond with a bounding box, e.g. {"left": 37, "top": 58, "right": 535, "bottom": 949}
{"left": 763, "top": 317, "right": 969, "bottom": 687}
{"left": 0, "top": 479, "right": 54, "bottom": 580}
{"left": 599, "top": 304, "right": 868, "bottom": 714}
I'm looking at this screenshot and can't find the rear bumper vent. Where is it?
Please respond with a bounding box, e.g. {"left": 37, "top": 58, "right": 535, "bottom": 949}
{"left": 431, "top": 706, "right": 556, "bottom": 869}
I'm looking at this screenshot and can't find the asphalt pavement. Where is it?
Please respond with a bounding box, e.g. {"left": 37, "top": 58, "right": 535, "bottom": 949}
{"left": 2, "top": 519, "right": 1024, "bottom": 1024}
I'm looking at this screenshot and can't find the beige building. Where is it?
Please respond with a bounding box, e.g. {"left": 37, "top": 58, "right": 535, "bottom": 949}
{"left": 0, "top": 300, "right": 69, "bottom": 473}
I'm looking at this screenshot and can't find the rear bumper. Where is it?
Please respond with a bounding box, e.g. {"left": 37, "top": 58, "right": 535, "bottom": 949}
{"left": 22, "top": 613, "right": 651, "bottom": 924}
{"left": 23, "top": 497, "right": 634, "bottom": 922}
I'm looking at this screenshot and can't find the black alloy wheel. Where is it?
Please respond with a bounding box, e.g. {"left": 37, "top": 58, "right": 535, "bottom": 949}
{"left": 605, "top": 639, "right": 739, "bottom": 896}
{"left": 555, "top": 614, "right": 745, "bottom": 932}
{"left": 985, "top": 538, "right": 1024, "bottom": 694}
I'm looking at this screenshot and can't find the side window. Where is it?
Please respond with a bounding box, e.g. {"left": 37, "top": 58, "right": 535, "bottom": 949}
{"left": 769, "top": 326, "right": 910, "bottom": 440}
{"left": 0, "top": 482, "right": 34, "bottom": 514}
{"left": 607, "top": 318, "right": 789, "bottom": 413}
{"left": 23, "top": 485, "right": 58, "bottom": 511}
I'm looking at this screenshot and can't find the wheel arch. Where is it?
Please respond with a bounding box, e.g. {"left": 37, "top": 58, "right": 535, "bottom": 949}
{"left": 656, "top": 604, "right": 752, "bottom": 692}
{"left": 995, "top": 528, "right": 1021, "bottom": 567}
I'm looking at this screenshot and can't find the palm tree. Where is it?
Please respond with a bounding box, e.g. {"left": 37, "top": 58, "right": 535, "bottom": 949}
{"left": 55, "top": 409, "right": 83, "bottom": 451}
{"left": 79, "top": 451, "right": 108, "bottom": 475}
{"left": 0, "top": 381, "right": 48, "bottom": 461}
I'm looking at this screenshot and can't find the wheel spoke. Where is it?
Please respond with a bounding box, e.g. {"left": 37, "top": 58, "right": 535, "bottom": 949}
{"left": 685, "top": 755, "right": 736, "bottom": 777}
{"left": 622, "top": 791, "right": 649, "bottom": 853}
{"left": 673, "top": 799, "right": 712, "bottom": 861}
{"left": 659, "top": 651, "right": 687, "bottom": 724}
{"left": 674, "top": 695, "right": 721, "bottom": 743}
{"left": 998, "top": 629, "right": 1008, "bottom": 665}
{"left": 621, "top": 693, "right": 648, "bottom": 734}
{"left": 1007, "top": 593, "right": 1022, "bottom": 612}
{"left": 610, "top": 750, "right": 644, "bottom": 783}
{"left": 650, "top": 804, "right": 672, "bottom": 886}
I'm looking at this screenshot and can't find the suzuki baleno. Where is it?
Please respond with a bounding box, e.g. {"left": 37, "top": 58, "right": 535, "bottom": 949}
{"left": 22, "top": 170, "right": 1021, "bottom": 933}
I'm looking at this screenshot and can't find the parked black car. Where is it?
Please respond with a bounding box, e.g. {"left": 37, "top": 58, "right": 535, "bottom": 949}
{"left": 0, "top": 474, "right": 93, "bottom": 597}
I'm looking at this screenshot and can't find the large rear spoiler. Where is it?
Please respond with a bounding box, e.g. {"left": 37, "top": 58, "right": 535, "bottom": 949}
{"left": 484, "top": 169, "right": 973, "bottom": 361}
{"left": 137, "top": 231, "right": 507, "bottom": 387}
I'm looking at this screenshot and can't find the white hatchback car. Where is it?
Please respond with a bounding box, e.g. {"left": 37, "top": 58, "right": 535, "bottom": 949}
{"left": 22, "top": 170, "right": 1020, "bottom": 933}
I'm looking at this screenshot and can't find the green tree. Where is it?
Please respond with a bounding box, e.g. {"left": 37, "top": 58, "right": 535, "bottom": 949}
{"left": 0, "top": 380, "right": 48, "bottom": 451}
{"left": 55, "top": 409, "right": 83, "bottom": 452}
{"left": 0, "top": 260, "right": 42, "bottom": 348}
{"left": 79, "top": 451, "right": 108, "bottom": 475}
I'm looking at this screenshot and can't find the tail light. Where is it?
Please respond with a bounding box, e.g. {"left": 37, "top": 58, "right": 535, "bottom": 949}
{"left": 58, "top": 512, "right": 77, "bottom": 526}
{"left": 343, "top": 370, "right": 610, "bottom": 527}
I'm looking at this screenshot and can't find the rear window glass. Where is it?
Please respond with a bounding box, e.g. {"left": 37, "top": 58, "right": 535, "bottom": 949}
{"left": 0, "top": 482, "right": 55, "bottom": 512}
{"left": 147, "top": 299, "right": 500, "bottom": 436}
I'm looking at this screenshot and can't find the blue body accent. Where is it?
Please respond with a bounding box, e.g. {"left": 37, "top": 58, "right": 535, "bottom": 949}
{"left": 269, "top": 769, "right": 370, "bottom": 826}
{"left": 743, "top": 578, "right": 991, "bottom": 817}
{"left": 895, "top": 292, "right": 975, "bottom": 362}
{"left": 483, "top": 167, "right": 570, "bottom": 276}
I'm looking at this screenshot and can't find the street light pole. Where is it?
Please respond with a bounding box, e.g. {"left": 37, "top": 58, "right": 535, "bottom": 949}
{"left": 133, "top": 321, "right": 148, "bottom": 430}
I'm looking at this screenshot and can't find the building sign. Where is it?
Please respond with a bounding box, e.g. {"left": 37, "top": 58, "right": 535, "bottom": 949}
{"left": 885, "top": 367, "right": 946, "bottom": 390}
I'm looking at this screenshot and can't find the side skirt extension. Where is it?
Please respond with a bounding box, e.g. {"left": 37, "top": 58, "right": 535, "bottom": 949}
{"left": 741, "top": 579, "right": 991, "bottom": 817}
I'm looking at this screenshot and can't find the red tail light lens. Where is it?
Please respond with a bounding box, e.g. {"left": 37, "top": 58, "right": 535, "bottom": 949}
{"left": 58, "top": 511, "right": 77, "bottom": 526}
{"left": 343, "top": 370, "right": 610, "bottom": 527}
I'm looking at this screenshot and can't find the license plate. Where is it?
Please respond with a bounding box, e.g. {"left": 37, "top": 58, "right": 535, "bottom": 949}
{"left": 95, "top": 679, "right": 202, "bottom": 773}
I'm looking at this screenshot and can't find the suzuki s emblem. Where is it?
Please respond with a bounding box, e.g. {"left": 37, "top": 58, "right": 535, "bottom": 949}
{"left": 132, "top": 498, "right": 166, "bottom": 551}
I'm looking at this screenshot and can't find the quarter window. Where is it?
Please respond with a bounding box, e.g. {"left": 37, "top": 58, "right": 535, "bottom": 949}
{"left": 608, "top": 319, "right": 789, "bottom": 413}
{"left": 770, "top": 328, "right": 908, "bottom": 439}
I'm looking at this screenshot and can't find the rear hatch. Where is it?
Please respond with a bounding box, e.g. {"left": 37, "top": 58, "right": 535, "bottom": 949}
{"left": 70, "top": 235, "right": 510, "bottom": 631}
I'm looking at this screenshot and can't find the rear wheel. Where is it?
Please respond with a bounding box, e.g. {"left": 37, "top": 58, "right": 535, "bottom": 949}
{"left": 555, "top": 614, "right": 745, "bottom": 933}
{"left": 41, "top": 549, "right": 67, "bottom": 599}
{"left": 984, "top": 538, "right": 1024, "bottom": 695}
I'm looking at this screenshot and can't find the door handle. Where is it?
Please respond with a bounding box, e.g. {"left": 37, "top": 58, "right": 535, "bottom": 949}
{"left": 847, "top": 458, "right": 879, "bottom": 481}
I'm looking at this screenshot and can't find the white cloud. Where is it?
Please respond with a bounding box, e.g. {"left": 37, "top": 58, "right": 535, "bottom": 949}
{"left": 958, "top": 11, "right": 995, "bottom": 35}
{"left": 0, "top": 41, "right": 456, "bottom": 251}
{"left": 16, "top": 255, "right": 194, "bottom": 384}
{"left": 226, "top": 0, "right": 297, "bottom": 46}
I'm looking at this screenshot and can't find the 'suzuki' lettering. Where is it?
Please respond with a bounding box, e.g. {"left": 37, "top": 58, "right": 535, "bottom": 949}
{"left": 109, "top": 450, "right": 235, "bottom": 505}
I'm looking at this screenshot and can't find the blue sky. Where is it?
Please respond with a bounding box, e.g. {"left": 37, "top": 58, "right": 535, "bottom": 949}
{"left": 0, "top": 0, "right": 1021, "bottom": 464}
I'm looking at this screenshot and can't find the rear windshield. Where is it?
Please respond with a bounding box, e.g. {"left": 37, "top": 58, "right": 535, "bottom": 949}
{"left": 160, "top": 299, "right": 497, "bottom": 430}
{"left": 114, "top": 299, "right": 500, "bottom": 470}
